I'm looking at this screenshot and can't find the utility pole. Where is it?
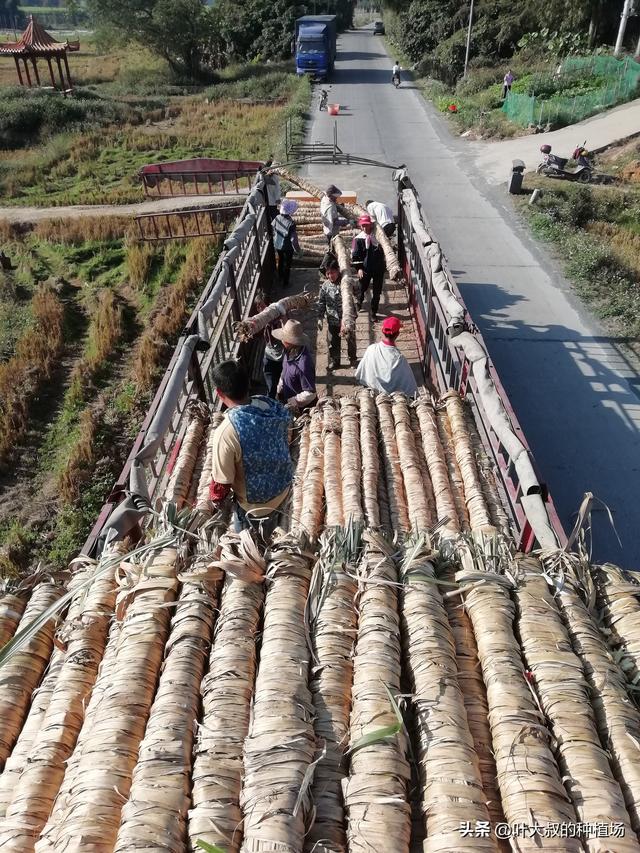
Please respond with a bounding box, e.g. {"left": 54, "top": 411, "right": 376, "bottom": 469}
{"left": 463, "top": 0, "right": 474, "bottom": 78}
{"left": 615, "top": 0, "right": 633, "bottom": 57}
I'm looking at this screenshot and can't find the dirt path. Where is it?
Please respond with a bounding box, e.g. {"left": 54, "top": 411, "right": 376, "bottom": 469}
{"left": 0, "top": 192, "right": 248, "bottom": 224}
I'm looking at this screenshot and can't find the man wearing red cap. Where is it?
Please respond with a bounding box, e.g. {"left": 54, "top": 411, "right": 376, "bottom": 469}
{"left": 352, "top": 214, "right": 386, "bottom": 321}
{"left": 355, "top": 315, "right": 418, "bottom": 395}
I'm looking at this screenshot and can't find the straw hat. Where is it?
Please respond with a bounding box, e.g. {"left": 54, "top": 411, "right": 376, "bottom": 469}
{"left": 272, "top": 319, "right": 308, "bottom": 346}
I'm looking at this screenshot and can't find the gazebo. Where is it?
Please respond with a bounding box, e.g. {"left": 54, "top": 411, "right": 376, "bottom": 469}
{"left": 0, "top": 15, "right": 80, "bottom": 95}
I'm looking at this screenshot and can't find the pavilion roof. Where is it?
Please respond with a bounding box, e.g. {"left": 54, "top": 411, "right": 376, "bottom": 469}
{"left": 0, "top": 15, "right": 80, "bottom": 56}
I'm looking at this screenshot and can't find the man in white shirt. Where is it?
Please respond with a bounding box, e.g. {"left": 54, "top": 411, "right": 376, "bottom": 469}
{"left": 392, "top": 62, "right": 402, "bottom": 84}
{"left": 355, "top": 316, "right": 418, "bottom": 396}
{"left": 320, "top": 184, "right": 350, "bottom": 245}
{"left": 365, "top": 198, "right": 396, "bottom": 238}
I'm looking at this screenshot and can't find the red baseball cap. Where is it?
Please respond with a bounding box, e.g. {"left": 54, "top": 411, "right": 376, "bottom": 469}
{"left": 381, "top": 316, "right": 401, "bottom": 335}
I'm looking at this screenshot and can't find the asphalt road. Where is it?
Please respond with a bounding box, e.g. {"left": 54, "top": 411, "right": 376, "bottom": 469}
{"left": 304, "top": 26, "right": 640, "bottom": 567}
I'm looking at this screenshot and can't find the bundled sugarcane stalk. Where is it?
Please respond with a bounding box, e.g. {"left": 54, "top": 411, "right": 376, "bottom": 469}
{"left": 35, "top": 557, "right": 142, "bottom": 852}
{"left": 188, "top": 530, "right": 266, "bottom": 853}
{"left": 357, "top": 389, "right": 380, "bottom": 530}
{"left": 114, "top": 520, "right": 227, "bottom": 852}
{"left": 409, "top": 407, "right": 437, "bottom": 527}
{"left": 541, "top": 550, "right": 640, "bottom": 836}
{"left": 235, "top": 292, "right": 315, "bottom": 342}
{"left": 375, "top": 393, "right": 410, "bottom": 536}
{"left": 436, "top": 406, "right": 470, "bottom": 532}
{"left": 414, "top": 398, "right": 459, "bottom": 535}
{"left": 269, "top": 168, "right": 402, "bottom": 281}
{"left": 290, "top": 419, "right": 311, "bottom": 534}
{"left": 321, "top": 398, "right": 344, "bottom": 530}
{"left": 343, "top": 530, "right": 411, "bottom": 853}
{"left": 0, "top": 544, "right": 127, "bottom": 852}
{"left": 47, "top": 524, "right": 184, "bottom": 853}
{"left": 390, "top": 393, "right": 433, "bottom": 533}
{"left": 165, "top": 401, "right": 210, "bottom": 509}
{"left": 0, "top": 581, "right": 30, "bottom": 648}
{"left": 400, "top": 537, "right": 497, "bottom": 852}
{"left": 462, "top": 404, "right": 511, "bottom": 537}
{"left": 457, "top": 535, "right": 581, "bottom": 850}
{"left": 0, "top": 580, "right": 66, "bottom": 769}
{"left": 514, "top": 555, "right": 639, "bottom": 852}
{"left": 297, "top": 406, "right": 325, "bottom": 540}
{"left": 593, "top": 562, "right": 640, "bottom": 693}
{"left": 339, "top": 397, "right": 364, "bottom": 526}
{"left": 240, "top": 532, "right": 316, "bottom": 852}
{"left": 195, "top": 413, "right": 225, "bottom": 517}
{"left": 443, "top": 392, "right": 493, "bottom": 531}
{"left": 331, "top": 236, "right": 358, "bottom": 337}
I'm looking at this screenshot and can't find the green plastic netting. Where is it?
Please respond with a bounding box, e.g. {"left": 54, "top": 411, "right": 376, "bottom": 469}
{"left": 502, "top": 55, "right": 640, "bottom": 127}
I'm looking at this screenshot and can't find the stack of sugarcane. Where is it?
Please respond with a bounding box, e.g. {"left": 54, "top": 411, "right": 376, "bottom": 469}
{"left": 289, "top": 199, "right": 358, "bottom": 260}
{"left": 592, "top": 562, "right": 640, "bottom": 694}
{"left": 269, "top": 169, "right": 402, "bottom": 281}
{"left": 0, "top": 578, "right": 31, "bottom": 649}
{"left": 188, "top": 530, "right": 266, "bottom": 852}
{"left": 331, "top": 235, "right": 358, "bottom": 338}
{"left": 165, "top": 400, "right": 210, "bottom": 509}
{"left": 235, "top": 292, "right": 315, "bottom": 342}
{"left": 194, "top": 412, "right": 225, "bottom": 517}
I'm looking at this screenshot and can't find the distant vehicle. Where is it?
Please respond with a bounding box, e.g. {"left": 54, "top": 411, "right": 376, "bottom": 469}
{"left": 294, "top": 15, "right": 338, "bottom": 81}
{"left": 373, "top": 20, "right": 385, "bottom": 35}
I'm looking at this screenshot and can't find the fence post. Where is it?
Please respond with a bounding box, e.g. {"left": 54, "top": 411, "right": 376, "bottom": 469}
{"left": 188, "top": 349, "right": 208, "bottom": 402}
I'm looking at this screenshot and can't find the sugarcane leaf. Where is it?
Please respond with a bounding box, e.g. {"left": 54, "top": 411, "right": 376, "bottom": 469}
{"left": 347, "top": 683, "right": 403, "bottom": 754}
{"left": 196, "top": 842, "right": 226, "bottom": 853}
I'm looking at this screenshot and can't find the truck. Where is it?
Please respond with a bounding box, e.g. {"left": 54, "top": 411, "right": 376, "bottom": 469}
{"left": 294, "top": 14, "right": 337, "bottom": 80}
{"left": 3, "top": 163, "right": 640, "bottom": 853}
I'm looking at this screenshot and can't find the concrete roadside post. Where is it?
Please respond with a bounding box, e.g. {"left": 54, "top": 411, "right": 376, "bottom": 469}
{"left": 507, "top": 159, "right": 526, "bottom": 194}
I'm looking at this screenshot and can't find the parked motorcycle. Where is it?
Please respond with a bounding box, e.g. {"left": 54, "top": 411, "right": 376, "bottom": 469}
{"left": 319, "top": 89, "right": 328, "bottom": 111}
{"left": 536, "top": 142, "right": 593, "bottom": 183}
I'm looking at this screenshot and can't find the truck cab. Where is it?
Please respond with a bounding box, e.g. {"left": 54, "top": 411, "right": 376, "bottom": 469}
{"left": 295, "top": 15, "right": 337, "bottom": 81}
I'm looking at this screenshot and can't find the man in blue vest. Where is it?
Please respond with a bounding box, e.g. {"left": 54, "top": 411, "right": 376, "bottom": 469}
{"left": 209, "top": 359, "right": 293, "bottom": 536}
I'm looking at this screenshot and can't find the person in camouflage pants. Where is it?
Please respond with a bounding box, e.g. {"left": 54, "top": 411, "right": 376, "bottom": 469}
{"left": 317, "top": 260, "right": 357, "bottom": 371}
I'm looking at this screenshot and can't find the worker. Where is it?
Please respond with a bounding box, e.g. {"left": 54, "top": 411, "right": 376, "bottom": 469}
{"left": 352, "top": 214, "right": 386, "bottom": 321}
{"left": 209, "top": 359, "right": 293, "bottom": 536}
{"left": 320, "top": 184, "right": 350, "bottom": 245}
{"left": 272, "top": 199, "right": 300, "bottom": 288}
{"left": 317, "top": 259, "right": 357, "bottom": 371}
{"left": 263, "top": 160, "right": 281, "bottom": 221}
{"left": 355, "top": 316, "right": 417, "bottom": 395}
{"left": 274, "top": 319, "right": 317, "bottom": 412}
{"left": 365, "top": 199, "right": 396, "bottom": 238}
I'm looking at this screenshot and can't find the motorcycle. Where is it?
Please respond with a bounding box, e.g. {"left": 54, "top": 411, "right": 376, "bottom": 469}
{"left": 392, "top": 73, "right": 400, "bottom": 88}
{"left": 536, "top": 141, "right": 593, "bottom": 183}
{"left": 319, "top": 89, "right": 328, "bottom": 111}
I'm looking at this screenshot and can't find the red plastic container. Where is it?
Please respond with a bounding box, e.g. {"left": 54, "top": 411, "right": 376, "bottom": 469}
{"left": 327, "top": 104, "right": 340, "bottom": 116}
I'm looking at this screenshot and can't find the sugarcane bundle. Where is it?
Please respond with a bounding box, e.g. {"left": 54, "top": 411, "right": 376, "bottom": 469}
{"left": 357, "top": 390, "right": 380, "bottom": 529}
{"left": 290, "top": 418, "right": 311, "bottom": 533}
{"left": 0, "top": 544, "right": 127, "bottom": 852}
{"left": 0, "top": 581, "right": 30, "bottom": 648}
{"left": 240, "top": 532, "right": 316, "bottom": 851}
{"left": 542, "top": 550, "right": 640, "bottom": 836}
{"left": 298, "top": 406, "right": 325, "bottom": 540}
{"left": 461, "top": 404, "right": 511, "bottom": 537}
{"left": 186, "top": 414, "right": 222, "bottom": 510}
{"left": 305, "top": 526, "right": 359, "bottom": 853}
{"left": 343, "top": 530, "right": 411, "bottom": 853}
{"left": 0, "top": 580, "right": 65, "bottom": 769}
{"left": 399, "top": 537, "right": 496, "bottom": 852}
{"left": 165, "top": 400, "right": 210, "bottom": 509}
{"left": 375, "top": 394, "right": 410, "bottom": 536}
{"left": 593, "top": 562, "right": 640, "bottom": 692}
{"left": 409, "top": 407, "right": 437, "bottom": 529}
{"left": 195, "top": 413, "right": 225, "bottom": 517}
{"left": 436, "top": 407, "right": 470, "bottom": 532}
{"left": 414, "top": 398, "right": 459, "bottom": 534}
{"left": 114, "top": 533, "right": 224, "bottom": 852}
{"left": 330, "top": 236, "right": 358, "bottom": 337}
{"left": 0, "top": 564, "right": 100, "bottom": 820}
{"left": 443, "top": 392, "right": 493, "bottom": 531}
{"left": 390, "top": 393, "right": 433, "bottom": 533}
{"left": 235, "top": 292, "right": 315, "bottom": 342}
{"left": 48, "top": 531, "right": 183, "bottom": 852}
{"left": 35, "top": 557, "right": 143, "bottom": 852}
{"left": 321, "top": 398, "right": 344, "bottom": 529}
{"left": 269, "top": 168, "right": 402, "bottom": 282}
{"left": 340, "top": 397, "right": 364, "bottom": 526}
{"left": 514, "top": 555, "right": 638, "bottom": 851}
{"left": 188, "top": 530, "right": 266, "bottom": 853}
{"left": 456, "top": 537, "right": 581, "bottom": 850}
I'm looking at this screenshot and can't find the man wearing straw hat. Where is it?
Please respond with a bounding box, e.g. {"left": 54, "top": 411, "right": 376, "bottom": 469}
{"left": 209, "top": 359, "right": 293, "bottom": 536}
{"left": 273, "top": 319, "right": 317, "bottom": 413}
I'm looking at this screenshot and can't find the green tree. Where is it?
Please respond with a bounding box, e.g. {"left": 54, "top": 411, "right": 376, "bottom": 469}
{"left": 88, "top": 0, "right": 217, "bottom": 79}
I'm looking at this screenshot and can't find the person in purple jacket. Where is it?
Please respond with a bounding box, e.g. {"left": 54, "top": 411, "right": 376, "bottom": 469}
{"left": 273, "top": 319, "right": 317, "bottom": 413}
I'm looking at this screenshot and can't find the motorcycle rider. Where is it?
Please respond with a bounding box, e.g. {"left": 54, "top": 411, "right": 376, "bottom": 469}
{"left": 392, "top": 61, "right": 401, "bottom": 85}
